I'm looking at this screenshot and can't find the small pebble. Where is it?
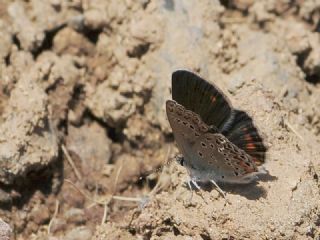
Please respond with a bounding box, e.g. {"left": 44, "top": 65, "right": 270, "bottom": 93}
{"left": 64, "top": 208, "right": 86, "bottom": 225}
{"left": 65, "top": 226, "right": 93, "bottom": 240}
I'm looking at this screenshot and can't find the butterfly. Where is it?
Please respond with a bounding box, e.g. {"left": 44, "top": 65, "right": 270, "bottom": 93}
{"left": 166, "top": 70, "right": 267, "bottom": 196}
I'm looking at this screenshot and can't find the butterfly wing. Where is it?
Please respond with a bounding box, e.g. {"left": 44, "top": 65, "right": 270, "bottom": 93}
{"left": 166, "top": 100, "right": 204, "bottom": 169}
{"left": 166, "top": 100, "right": 259, "bottom": 183}
{"left": 194, "top": 131, "right": 260, "bottom": 183}
{"left": 172, "top": 70, "right": 232, "bottom": 131}
{"left": 222, "top": 110, "right": 267, "bottom": 166}
{"left": 172, "top": 70, "right": 266, "bottom": 166}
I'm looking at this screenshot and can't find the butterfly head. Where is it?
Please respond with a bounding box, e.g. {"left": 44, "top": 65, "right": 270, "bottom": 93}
{"left": 175, "top": 155, "right": 185, "bottom": 166}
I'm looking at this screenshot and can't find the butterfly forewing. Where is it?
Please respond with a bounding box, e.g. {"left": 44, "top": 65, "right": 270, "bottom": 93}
{"left": 166, "top": 100, "right": 258, "bottom": 181}
{"left": 172, "top": 70, "right": 232, "bottom": 131}
{"left": 166, "top": 100, "right": 203, "bottom": 167}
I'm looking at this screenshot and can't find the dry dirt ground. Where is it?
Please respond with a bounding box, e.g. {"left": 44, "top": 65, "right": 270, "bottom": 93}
{"left": 0, "top": 0, "right": 320, "bottom": 239}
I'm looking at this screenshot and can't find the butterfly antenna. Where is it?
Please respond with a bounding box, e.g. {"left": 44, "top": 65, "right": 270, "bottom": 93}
{"left": 139, "top": 146, "right": 173, "bottom": 180}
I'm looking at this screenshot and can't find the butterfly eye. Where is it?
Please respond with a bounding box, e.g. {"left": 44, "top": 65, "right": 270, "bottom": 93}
{"left": 176, "top": 156, "right": 184, "bottom": 166}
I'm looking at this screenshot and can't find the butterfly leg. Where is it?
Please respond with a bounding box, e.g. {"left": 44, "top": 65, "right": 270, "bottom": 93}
{"left": 187, "top": 178, "right": 201, "bottom": 202}
{"left": 191, "top": 179, "right": 201, "bottom": 190}
{"left": 210, "top": 180, "right": 227, "bottom": 199}
{"left": 186, "top": 179, "right": 194, "bottom": 203}
{"left": 187, "top": 179, "right": 193, "bottom": 191}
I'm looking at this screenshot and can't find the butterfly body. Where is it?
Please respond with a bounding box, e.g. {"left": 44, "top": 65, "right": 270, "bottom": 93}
{"left": 166, "top": 70, "right": 267, "bottom": 186}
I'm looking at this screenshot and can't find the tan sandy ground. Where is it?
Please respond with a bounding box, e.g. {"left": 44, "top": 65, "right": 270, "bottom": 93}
{"left": 0, "top": 0, "right": 319, "bottom": 239}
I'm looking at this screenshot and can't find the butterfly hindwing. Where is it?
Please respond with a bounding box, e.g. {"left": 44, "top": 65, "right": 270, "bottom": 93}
{"left": 222, "top": 110, "right": 266, "bottom": 166}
